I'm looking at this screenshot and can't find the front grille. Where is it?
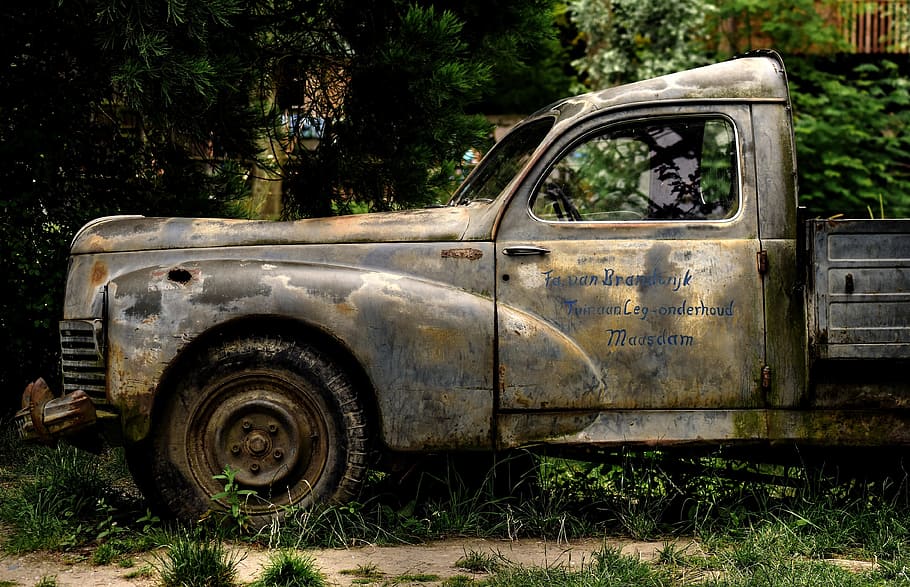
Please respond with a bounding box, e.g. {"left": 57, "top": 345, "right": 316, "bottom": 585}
{"left": 60, "top": 319, "right": 106, "bottom": 401}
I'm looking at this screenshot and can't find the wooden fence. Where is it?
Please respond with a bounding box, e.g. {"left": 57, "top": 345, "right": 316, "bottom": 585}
{"left": 836, "top": 0, "right": 910, "bottom": 53}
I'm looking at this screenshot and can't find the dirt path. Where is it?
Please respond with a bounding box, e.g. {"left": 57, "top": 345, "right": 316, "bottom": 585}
{"left": 0, "top": 537, "right": 670, "bottom": 586}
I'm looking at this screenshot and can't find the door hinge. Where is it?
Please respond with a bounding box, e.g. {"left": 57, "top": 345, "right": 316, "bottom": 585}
{"left": 761, "top": 365, "right": 772, "bottom": 390}
{"left": 757, "top": 250, "right": 769, "bottom": 276}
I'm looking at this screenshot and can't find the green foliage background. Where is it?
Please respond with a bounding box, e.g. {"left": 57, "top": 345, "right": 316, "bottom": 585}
{"left": 568, "top": 0, "right": 717, "bottom": 87}
{"left": 0, "top": 0, "right": 246, "bottom": 409}
{"left": 570, "top": 0, "right": 910, "bottom": 219}
{"left": 714, "top": 0, "right": 910, "bottom": 219}
{"left": 790, "top": 59, "right": 910, "bottom": 219}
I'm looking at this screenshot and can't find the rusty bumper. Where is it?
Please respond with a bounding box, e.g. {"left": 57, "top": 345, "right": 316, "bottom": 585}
{"left": 15, "top": 378, "right": 97, "bottom": 443}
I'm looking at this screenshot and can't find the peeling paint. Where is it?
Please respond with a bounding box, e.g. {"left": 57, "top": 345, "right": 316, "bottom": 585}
{"left": 441, "top": 248, "right": 484, "bottom": 260}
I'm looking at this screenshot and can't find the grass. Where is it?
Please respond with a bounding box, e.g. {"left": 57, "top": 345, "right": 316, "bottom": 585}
{"left": 250, "top": 550, "right": 327, "bottom": 587}
{"left": 394, "top": 572, "right": 442, "bottom": 582}
{"left": 470, "top": 547, "right": 669, "bottom": 587}
{"left": 91, "top": 541, "right": 119, "bottom": 565}
{"left": 441, "top": 576, "right": 476, "bottom": 586}
{"left": 0, "top": 442, "right": 131, "bottom": 552}
{"left": 340, "top": 563, "right": 384, "bottom": 579}
{"left": 123, "top": 564, "right": 155, "bottom": 580}
{"left": 0, "top": 422, "right": 158, "bottom": 554}
{"left": 339, "top": 563, "right": 386, "bottom": 586}
{"left": 155, "top": 529, "right": 242, "bottom": 587}
{"left": 455, "top": 549, "right": 506, "bottom": 573}
{"left": 5, "top": 427, "right": 910, "bottom": 585}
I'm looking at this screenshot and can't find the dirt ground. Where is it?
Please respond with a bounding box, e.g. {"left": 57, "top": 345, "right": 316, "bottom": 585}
{"left": 0, "top": 537, "right": 671, "bottom": 586}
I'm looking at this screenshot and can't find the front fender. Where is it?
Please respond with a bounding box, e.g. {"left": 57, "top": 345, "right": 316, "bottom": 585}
{"left": 106, "top": 255, "right": 495, "bottom": 450}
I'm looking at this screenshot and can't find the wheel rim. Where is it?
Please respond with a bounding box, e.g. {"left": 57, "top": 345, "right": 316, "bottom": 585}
{"left": 187, "top": 371, "right": 330, "bottom": 511}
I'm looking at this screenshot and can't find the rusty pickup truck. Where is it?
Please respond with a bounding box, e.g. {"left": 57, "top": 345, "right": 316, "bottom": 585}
{"left": 17, "top": 50, "right": 910, "bottom": 522}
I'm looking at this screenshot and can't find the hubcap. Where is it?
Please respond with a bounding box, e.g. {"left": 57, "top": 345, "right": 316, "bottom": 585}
{"left": 209, "top": 398, "right": 314, "bottom": 487}
{"left": 189, "top": 374, "right": 327, "bottom": 506}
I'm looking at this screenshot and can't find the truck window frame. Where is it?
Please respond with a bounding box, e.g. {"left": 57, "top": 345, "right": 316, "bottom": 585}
{"left": 527, "top": 114, "right": 741, "bottom": 224}
{"left": 449, "top": 117, "right": 555, "bottom": 206}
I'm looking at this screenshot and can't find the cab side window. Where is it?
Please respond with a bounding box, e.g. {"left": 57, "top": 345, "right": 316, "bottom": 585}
{"left": 531, "top": 117, "right": 738, "bottom": 222}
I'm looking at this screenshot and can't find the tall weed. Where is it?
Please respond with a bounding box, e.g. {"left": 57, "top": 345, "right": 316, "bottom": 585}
{"left": 156, "top": 529, "right": 242, "bottom": 587}
{"left": 0, "top": 440, "right": 153, "bottom": 553}
{"left": 250, "top": 550, "right": 326, "bottom": 587}
{"left": 507, "top": 457, "right": 605, "bottom": 539}
{"left": 0, "top": 444, "right": 118, "bottom": 551}
{"left": 272, "top": 456, "right": 510, "bottom": 547}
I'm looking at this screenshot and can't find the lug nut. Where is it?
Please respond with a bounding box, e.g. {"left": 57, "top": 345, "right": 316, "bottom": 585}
{"left": 273, "top": 449, "right": 283, "bottom": 460}
{"left": 242, "top": 420, "right": 252, "bottom": 431}
{"left": 230, "top": 444, "right": 241, "bottom": 455}
{"left": 268, "top": 423, "right": 278, "bottom": 434}
{"left": 250, "top": 463, "right": 260, "bottom": 473}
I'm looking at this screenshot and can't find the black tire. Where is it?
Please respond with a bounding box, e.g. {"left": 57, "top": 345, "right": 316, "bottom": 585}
{"left": 138, "top": 336, "right": 369, "bottom": 526}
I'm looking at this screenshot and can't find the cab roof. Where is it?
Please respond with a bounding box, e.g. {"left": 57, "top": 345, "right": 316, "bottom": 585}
{"left": 537, "top": 51, "right": 789, "bottom": 127}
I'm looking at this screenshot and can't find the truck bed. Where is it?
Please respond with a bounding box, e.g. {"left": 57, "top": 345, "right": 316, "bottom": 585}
{"left": 807, "top": 219, "right": 910, "bottom": 360}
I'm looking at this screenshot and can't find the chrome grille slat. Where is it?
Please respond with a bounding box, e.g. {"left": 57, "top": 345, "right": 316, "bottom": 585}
{"left": 61, "top": 360, "right": 104, "bottom": 369}
{"left": 59, "top": 320, "right": 106, "bottom": 401}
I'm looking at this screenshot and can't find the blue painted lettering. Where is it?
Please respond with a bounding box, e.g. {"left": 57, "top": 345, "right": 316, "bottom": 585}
{"left": 656, "top": 299, "right": 734, "bottom": 317}
{"left": 602, "top": 268, "right": 693, "bottom": 291}
{"left": 605, "top": 328, "right": 695, "bottom": 347}
{"left": 544, "top": 267, "right": 695, "bottom": 289}
{"left": 564, "top": 299, "right": 623, "bottom": 317}
{"left": 622, "top": 298, "right": 649, "bottom": 320}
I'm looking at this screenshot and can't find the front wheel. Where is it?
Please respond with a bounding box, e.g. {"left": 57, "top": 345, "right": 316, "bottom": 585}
{"left": 138, "top": 336, "right": 370, "bottom": 526}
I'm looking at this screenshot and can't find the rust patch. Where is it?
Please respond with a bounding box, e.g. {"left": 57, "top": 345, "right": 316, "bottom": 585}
{"left": 16, "top": 379, "right": 98, "bottom": 442}
{"left": 441, "top": 248, "right": 483, "bottom": 261}
{"left": 91, "top": 261, "right": 108, "bottom": 288}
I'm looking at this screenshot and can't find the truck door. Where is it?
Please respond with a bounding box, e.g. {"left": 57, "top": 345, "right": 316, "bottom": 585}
{"left": 494, "top": 106, "right": 767, "bottom": 438}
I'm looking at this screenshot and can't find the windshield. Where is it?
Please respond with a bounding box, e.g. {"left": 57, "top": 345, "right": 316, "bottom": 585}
{"left": 449, "top": 117, "right": 554, "bottom": 206}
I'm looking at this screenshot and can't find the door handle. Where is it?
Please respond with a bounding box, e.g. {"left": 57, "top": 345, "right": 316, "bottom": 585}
{"left": 502, "top": 245, "right": 551, "bottom": 256}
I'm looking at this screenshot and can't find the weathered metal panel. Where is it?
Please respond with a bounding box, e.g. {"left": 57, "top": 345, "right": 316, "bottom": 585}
{"left": 810, "top": 360, "right": 910, "bottom": 409}
{"left": 500, "top": 408, "right": 910, "bottom": 448}
{"left": 70, "top": 207, "right": 477, "bottom": 254}
{"left": 759, "top": 239, "right": 807, "bottom": 407}
{"left": 809, "top": 219, "right": 910, "bottom": 359}
{"left": 492, "top": 103, "right": 766, "bottom": 429}
{"left": 752, "top": 102, "right": 799, "bottom": 240}
{"left": 498, "top": 410, "right": 767, "bottom": 448}
{"left": 765, "top": 409, "right": 910, "bottom": 446}
{"left": 541, "top": 52, "right": 789, "bottom": 136}
{"left": 495, "top": 240, "right": 765, "bottom": 412}
{"left": 752, "top": 98, "right": 806, "bottom": 407}
{"left": 86, "top": 240, "right": 497, "bottom": 449}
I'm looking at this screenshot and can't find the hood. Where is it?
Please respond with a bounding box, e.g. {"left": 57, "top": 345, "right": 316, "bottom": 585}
{"left": 70, "top": 206, "right": 479, "bottom": 254}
